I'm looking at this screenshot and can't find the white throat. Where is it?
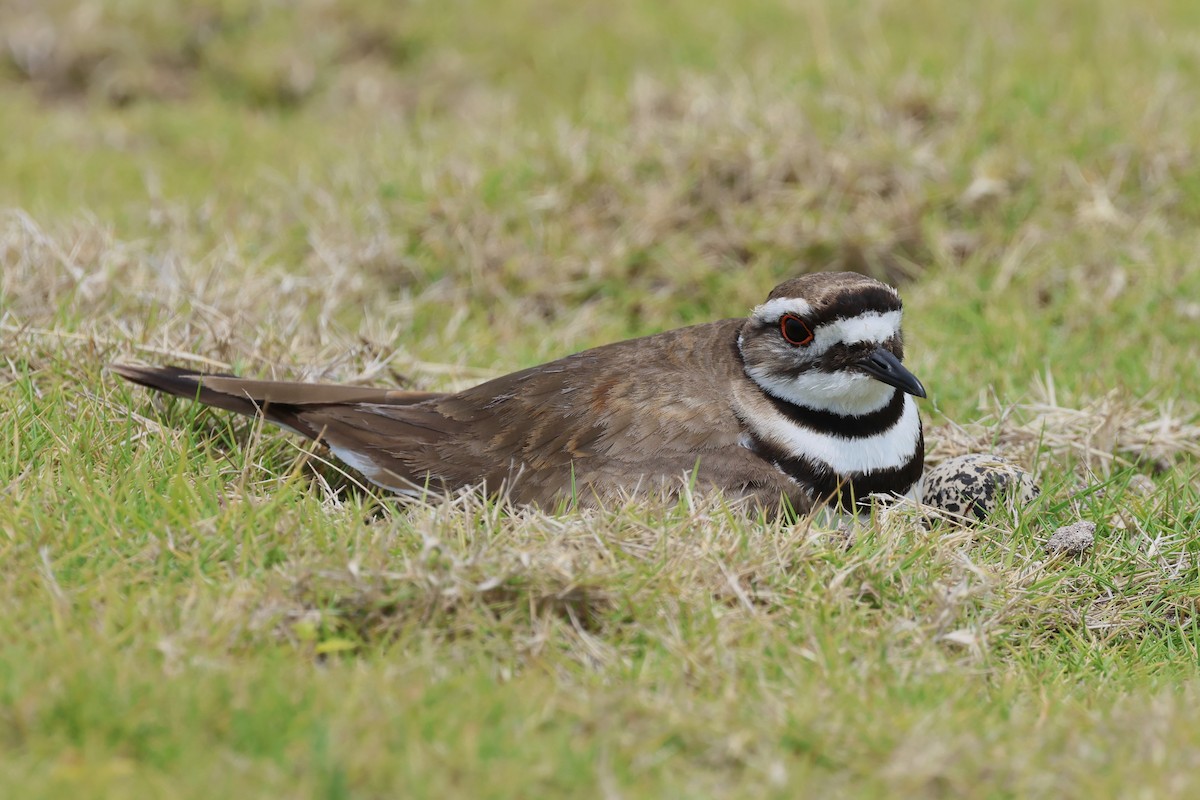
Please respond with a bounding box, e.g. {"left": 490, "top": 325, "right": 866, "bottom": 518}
{"left": 746, "top": 366, "right": 896, "bottom": 416}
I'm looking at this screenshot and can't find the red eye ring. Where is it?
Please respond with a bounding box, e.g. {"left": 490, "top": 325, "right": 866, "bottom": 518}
{"left": 779, "top": 314, "right": 814, "bottom": 346}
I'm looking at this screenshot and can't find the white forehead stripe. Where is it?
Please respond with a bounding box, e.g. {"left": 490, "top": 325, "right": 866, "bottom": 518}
{"left": 814, "top": 309, "right": 902, "bottom": 348}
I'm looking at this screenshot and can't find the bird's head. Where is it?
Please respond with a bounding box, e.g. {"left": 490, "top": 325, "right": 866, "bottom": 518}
{"left": 738, "top": 272, "right": 926, "bottom": 415}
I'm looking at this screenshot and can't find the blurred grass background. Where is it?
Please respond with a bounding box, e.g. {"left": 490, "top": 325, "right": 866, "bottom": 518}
{"left": 3, "top": 0, "right": 1200, "bottom": 796}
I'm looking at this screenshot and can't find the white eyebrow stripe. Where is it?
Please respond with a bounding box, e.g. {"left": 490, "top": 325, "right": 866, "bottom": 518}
{"left": 752, "top": 297, "right": 814, "bottom": 321}
{"left": 812, "top": 309, "right": 902, "bottom": 350}
{"left": 751, "top": 299, "right": 902, "bottom": 356}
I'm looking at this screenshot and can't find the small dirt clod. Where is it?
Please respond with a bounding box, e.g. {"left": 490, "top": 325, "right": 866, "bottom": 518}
{"left": 1045, "top": 521, "right": 1096, "bottom": 556}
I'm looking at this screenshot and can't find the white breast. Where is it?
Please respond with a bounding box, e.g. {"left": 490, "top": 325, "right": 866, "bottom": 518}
{"left": 746, "top": 394, "right": 922, "bottom": 475}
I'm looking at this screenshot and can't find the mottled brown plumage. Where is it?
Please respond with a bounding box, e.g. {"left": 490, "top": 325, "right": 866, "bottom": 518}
{"left": 114, "top": 272, "right": 928, "bottom": 513}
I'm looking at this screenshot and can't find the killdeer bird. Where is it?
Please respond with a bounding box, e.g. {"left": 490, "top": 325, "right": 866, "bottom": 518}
{"left": 113, "top": 271, "right": 926, "bottom": 514}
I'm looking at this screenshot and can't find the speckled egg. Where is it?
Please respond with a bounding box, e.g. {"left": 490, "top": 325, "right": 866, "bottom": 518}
{"left": 920, "top": 454, "right": 1040, "bottom": 521}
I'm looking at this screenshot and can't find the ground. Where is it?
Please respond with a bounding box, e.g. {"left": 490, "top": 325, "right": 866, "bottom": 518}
{"left": 2, "top": 0, "right": 1200, "bottom": 796}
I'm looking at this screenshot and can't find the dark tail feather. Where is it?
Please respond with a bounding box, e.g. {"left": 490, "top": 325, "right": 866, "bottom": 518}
{"left": 114, "top": 363, "right": 466, "bottom": 493}
{"left": 111, "top": 363, "right": 445, "bottom": 442}
{"left": 111, "top": 364, "right": 270, "bottom": 419}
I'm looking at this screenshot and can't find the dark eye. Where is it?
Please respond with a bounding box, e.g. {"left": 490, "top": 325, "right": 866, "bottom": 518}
{"left": 779, "top": 314, "right": 814, "bottom": 346}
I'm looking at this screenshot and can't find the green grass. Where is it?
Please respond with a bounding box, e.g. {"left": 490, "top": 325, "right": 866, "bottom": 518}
{"left": 4, "top": 0, "right": 1200, "bottom": 796}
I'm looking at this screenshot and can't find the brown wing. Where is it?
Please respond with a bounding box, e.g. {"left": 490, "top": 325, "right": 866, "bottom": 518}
{"left": 113, "top": 322, "right": 805, "bottom": 511}
{"left": 292, "top": 320, "right": 805, "bottom": 509}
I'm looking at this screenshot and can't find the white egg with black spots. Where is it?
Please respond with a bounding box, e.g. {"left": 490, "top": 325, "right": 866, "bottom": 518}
{"left": 920, "top": 454, "right": 1039, "bottom": 522}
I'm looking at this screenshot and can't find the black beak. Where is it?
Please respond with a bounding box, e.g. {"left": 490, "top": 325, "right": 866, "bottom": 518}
{"left": 857, "top": 347, "right": 926, "bottom": 398}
